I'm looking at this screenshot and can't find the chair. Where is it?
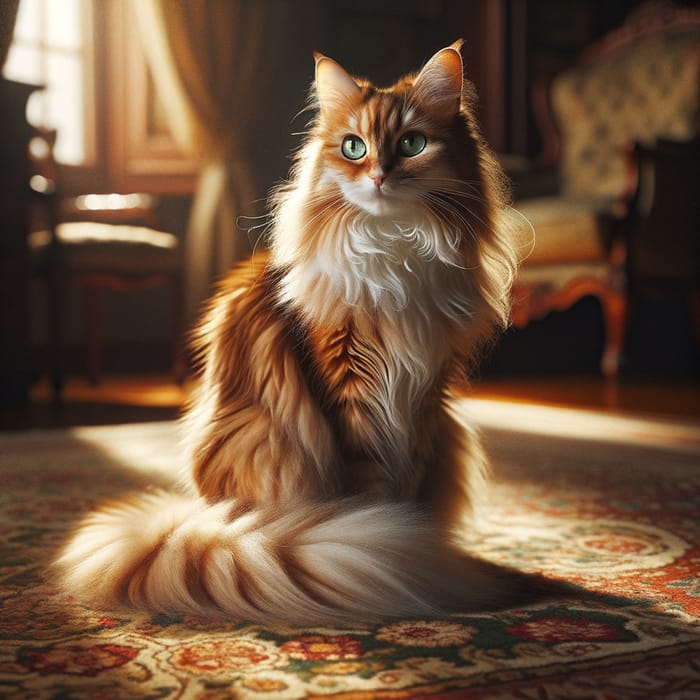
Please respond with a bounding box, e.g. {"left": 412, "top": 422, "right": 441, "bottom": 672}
{"left": 28, "top": 129, "right": 184, "bottom": 398}
{"left": 509, "top": 2, "right": 700, "bottom": 378}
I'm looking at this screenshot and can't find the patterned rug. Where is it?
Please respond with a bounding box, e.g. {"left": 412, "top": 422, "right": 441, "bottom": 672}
{"left": 1, "top": 400, "right": 699, "bottom": 699}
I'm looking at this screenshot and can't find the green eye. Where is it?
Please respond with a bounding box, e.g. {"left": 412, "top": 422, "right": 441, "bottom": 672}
{"left": 399, "top": 131, "right": 427, "bottom": 157}
{"left": 341, "top": 135, "right": 367, "bottom": 160}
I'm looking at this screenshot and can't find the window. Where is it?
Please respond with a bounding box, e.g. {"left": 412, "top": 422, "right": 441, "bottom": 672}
{"left": 3, "top": 0, "right": 93, "bottom": 165}
{"left": 4, "top": 0, "right": 196, "bottom": 193}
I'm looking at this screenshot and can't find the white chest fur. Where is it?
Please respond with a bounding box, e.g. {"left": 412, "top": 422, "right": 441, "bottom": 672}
{"left": 273, "top": 206, "right": 476, "bottom": 489}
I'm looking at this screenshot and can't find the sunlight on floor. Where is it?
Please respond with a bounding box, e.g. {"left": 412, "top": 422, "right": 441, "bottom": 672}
{"left": 67, "top": 421, "right": 185, "bottom": 480}
{"left": 23, "top": 374, "right": 699, "bottom": 455}
{"left": 463, "top": 398, "right": 700, "bottom": 455}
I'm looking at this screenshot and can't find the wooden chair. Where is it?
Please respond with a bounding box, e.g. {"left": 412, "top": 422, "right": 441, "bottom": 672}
{"left": 28, "top": 129, "right": 185, "bottom": 398}
{"left": 509, "top": 2, "right": 700, "bottom": 378}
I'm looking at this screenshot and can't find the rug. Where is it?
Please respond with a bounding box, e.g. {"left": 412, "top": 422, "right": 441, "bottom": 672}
{"left": 1, "top": 400, "right": 699, "bottom": 699}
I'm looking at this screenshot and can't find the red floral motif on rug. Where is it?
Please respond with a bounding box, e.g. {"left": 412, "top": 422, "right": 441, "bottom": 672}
{"left": 1, "top": 402, "right": 699, "bottom": 699}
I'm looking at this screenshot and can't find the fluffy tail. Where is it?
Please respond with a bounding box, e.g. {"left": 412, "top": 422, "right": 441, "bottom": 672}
{"left": 55, "top": 491, "right": 527, "bottom": 624}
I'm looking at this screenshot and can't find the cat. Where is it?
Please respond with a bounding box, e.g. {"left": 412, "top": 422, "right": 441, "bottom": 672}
{"left": 55, "top": 41, "right": 520, "bottom": 623}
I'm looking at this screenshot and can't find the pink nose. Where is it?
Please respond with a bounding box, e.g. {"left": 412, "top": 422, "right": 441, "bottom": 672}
{"left": 370, "top": 171, "right": 386, "bottom": 188}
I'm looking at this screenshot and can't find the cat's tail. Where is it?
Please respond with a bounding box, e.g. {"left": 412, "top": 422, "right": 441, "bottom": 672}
{"left": 54, "top": 491, "right": 542, "bottom": 623}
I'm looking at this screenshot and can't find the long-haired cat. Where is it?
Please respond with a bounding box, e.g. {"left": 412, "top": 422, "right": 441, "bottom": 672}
{"left": 56, "top": 42, "right": 520, "bottom": 623}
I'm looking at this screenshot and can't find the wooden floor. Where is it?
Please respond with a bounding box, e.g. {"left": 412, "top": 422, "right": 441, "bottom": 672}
{"left": 470, "top": 375, "right": 700, "bottom": 421}
{"left": 1, "top": 373, "right": 698, "bottom": 431}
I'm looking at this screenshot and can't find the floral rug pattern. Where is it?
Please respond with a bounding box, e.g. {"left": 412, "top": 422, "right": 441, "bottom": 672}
{"left": 1, "top": 402, "right": 699, "bottom": 699}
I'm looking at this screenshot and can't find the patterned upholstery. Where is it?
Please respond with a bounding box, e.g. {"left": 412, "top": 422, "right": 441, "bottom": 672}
{"left": 552, "top": 32, "right": 700, "bottom": 199}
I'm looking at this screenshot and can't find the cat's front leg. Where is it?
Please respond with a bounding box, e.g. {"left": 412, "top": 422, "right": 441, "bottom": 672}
{"left": 182, "top": 260, "right": 344, "bottom": 508}
{"left": 187, "top": 394, "right": 341, "bottom": 506}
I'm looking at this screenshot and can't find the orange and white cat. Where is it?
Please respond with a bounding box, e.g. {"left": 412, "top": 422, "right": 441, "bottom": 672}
{"left": 56, "top": 42, "right": 519, "bottom": 623}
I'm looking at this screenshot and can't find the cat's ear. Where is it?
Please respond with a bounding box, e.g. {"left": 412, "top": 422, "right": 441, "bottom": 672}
{"left": 413, "top": 40, "right": 464, "bottom": 115}
{"left": 314, "top": 52, "right": 361, "bottom": 114}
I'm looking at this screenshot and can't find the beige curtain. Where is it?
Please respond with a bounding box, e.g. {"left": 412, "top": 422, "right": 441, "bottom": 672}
{"left": 133, "top": 0, "right": 286, "bottom": 325}
{"left": 0, "top": 0, "right": 20, "bottom": 70}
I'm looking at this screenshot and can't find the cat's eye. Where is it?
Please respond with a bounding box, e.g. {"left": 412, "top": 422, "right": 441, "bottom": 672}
{"left": 399, "top": 131, "right": 427, "bottom": 157}
{"left": 341, "top": 135, "right": 367, "bottom": 160}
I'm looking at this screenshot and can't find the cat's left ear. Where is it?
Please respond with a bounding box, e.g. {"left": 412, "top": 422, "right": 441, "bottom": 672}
{"left": 314, "top": 52, "right": 361, "bottom": 115}
{"left": 413, "top": 40, "right": 464, "bottom": 115}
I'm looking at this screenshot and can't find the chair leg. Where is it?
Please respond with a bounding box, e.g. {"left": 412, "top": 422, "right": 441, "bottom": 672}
{"left": 86, "top": 285, "right": 103, "bottom": 385}
{"left": 47, "top": 274, "right": 64, "bottom": 402}
{"left": 599, "top": 288, "right": 627, "bottom": 380}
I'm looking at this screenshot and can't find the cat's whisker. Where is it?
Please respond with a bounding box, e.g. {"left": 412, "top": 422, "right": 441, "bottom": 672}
{"left": 418, "top": 185, "right": 486, "bottom": 203}
{"left": 404, "top": 183, "right": 487, "bottom": 209}
{"left": 237, "top": 219, "right": 273, "bottom": 234}
{"left": 411, "top": 176, "right": 484, "bottom": 194}
{"left": 290, "top": 102, "right": 317, "bottom": 130}
{"left": 298, "top": 197, "right": 350, "bottom": 233}
{"left": 236, "top": 212, "right": 271, "bottom": 226}
{"left": 503, "top": 205, "right": 537, "bottom": 263}
{"left": 419, "top": 192, "right": 485, "bottom": 241}
{"left": 292, "top": 205, "right": 356, "bottom": 250}
{"left": 236, "top": 212, "right": 277, "bottom": 254}
{"left": 434, "top": 195, "right": 491, "bottom": 234}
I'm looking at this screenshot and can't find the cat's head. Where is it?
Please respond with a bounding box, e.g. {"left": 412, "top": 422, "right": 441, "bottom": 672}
{"left": 312, "top": 41, "right": 482, "bottom": 219}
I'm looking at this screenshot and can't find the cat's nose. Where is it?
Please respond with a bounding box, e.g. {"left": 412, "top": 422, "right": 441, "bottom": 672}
{"left": 369, "top": 169, "right": 386, "bottom": 188}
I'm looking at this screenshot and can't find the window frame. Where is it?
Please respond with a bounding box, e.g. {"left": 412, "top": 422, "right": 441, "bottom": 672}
{"left": 106, "top": 0, "right": 198, "bottom": 195}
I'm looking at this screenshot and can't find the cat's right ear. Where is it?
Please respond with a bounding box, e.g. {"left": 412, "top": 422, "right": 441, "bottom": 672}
{"left": 314, "top": 53, "right": 361, "bottom": 115}
{"left": 413, "top": 41, "right": 464, "bottom": 116}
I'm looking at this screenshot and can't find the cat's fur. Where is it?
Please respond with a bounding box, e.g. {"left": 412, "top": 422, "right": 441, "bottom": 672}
{"left": 56, "top": 42, "right": 519, "bottom": 623}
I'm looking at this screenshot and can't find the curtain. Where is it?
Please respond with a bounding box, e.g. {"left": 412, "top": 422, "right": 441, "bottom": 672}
{"left": 133, "top": 0, "right": 287, "bottom": 325}
{"left": 0, "top": 0, "right": 20, "bottom": 70}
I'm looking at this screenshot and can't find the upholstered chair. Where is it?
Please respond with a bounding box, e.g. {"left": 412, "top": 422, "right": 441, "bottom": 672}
{"left": 510, "top": 3, "right": 700, "bottom": 378}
